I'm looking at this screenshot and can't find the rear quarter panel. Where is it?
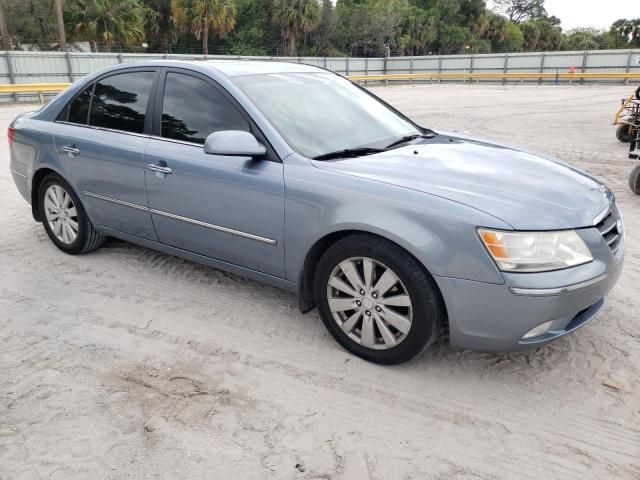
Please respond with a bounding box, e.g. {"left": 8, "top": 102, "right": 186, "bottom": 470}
{"left": 10, "top": 115, "right": 63, "bottom": 206}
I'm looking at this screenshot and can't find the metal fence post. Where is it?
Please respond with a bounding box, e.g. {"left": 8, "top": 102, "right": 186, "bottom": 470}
{"left": 409, "top": 57, "right": 413, "bottom": 85}
{"left": 5, "top": 51, "right": 16, "bottom": 101}
{"left": 539, "top": 53, "right": 545, "bottom": 85}
{"left": 117, "top": 53, "right": 123, "bottom": 64}
{"left": 365, "top": 57, "right": 368, "bottom": 85}
{"left": 65, "top": 52, "right": 74, "bottom": 82}
{"left": 581, "top": 50, "right": 588, "bottom": 84}
{"left": 437, "top": 56, "right": 442, "bottom": 83}
{"left": 503, "top": 54, "right": 508, "bottom": 85}
{"left": 323, "top": 57, "right": 327, "bottom": 69}
{"left": 626, "top": 50, "right": 633, "bottom": 85}
{"left": 383, "top": 56, "right": 388, "bottom": 86}
{"left": 345, "top": 57, "right": 349, "bottom": 76}
{"left": 469, "top": 54, "right": 474, "bottom": 83}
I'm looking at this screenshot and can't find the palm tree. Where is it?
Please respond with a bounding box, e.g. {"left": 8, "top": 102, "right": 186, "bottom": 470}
{"left": 272, "top": 0, "right": 320, "bottom": 56}
{"left": 143, "top": 0, "right": 176, "bottom": 52}
{"left": 55, "top": 0, "right": 67, "bottom": 50}
{"left": 68, "top": 0, "right": 147, "bottom": 52}
{"left": 172, "top": 0, "right": 237, "bottom": 55}
{"left": 0, "top": 0, "right": 11, "bottom": 50}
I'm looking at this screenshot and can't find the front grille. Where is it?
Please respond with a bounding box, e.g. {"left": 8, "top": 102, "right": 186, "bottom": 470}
{"left": 595, "top": 202, "right": 623, "bottom": 254}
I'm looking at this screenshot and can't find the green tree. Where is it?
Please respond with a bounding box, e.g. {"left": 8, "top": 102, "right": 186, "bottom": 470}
{"left": 520, "top": 16, "right": 560, "bottom": 51}
{"left": 560, "top": 28, "right": 613, "bottom": 51}
{"left": 223, "top": 0, "right": 279, "bottom": 54}
{"left": 172, "top": 0, "right": 238, "bottom": 55}
{"left": 55, "top": 0, "right": 66, "bottom": 49}
{"left": 143, "top": 0, "right": 176, "bottom": 52}
{"left": 610, "top": 18, "right": 640, "bottom": 48}
{"left": 493, "top": 0, "right": 546, "bottom": 23}
{"left": 67, "top": 0, "right": 147, "bottom": 51}
{"left": 272, "top": 0, "right": 320, "bottom": 56}
{"left": 0, "top": 0, "right": 13, "bottom": 49}
{"left": 309, "top": 0, "right": 335, "bottom": 55}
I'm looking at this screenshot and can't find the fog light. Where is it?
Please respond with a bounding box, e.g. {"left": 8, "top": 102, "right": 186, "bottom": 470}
{"left": 522, "top": 321, "right": 554, "bottom": 340}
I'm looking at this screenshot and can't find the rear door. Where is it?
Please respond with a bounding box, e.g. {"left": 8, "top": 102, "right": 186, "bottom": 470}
{"left": 144, "top": 69, "right": 285, "bottom": 277}
{"left": 53, "top": 68, "right": 158, "bottom": 240}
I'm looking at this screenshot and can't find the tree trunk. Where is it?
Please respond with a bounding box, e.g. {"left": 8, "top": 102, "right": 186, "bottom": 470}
{"left": 0, "top": 0, "right": 11, "bottom": 50}
{"left": 55, "top": 0, "right": 67, "bottom": 51}
{"left": 287, "top": 33, "right": 296, "bottom": 56}
{"left": 203, "top": 20, "right": 209, "bottom": 55}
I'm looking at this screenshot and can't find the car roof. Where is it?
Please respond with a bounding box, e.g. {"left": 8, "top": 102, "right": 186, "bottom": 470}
{"left": 108, "top": 59, "right": 327, "bottom": 77}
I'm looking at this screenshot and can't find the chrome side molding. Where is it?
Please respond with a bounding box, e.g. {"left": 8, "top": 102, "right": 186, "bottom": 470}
{"left": 82, "top": 191, "right": 276, "bottom": 245}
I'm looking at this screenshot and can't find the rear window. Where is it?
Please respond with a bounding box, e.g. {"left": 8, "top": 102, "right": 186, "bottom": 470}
{"left": 89, "top": 71, "right": 155, "bottom": 134}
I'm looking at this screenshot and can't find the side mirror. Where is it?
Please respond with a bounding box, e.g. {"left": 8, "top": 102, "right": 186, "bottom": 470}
{"left": 203, "top": 130, "right": 266, "bottom": 157}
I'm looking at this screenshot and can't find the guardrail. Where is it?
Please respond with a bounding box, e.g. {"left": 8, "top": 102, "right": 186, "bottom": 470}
{"left": 1, "top": 71, "right": 639, "bottom": 102}
{"left": 348, "top": 72, "right": 640, "bottom": 82}
{"left": 0, "top": 82, "right": 70, "bottom": 102}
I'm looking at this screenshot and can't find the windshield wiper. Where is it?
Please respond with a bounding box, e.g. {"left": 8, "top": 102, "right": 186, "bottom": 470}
{"left": 312, "top": 147, "right": 384, "bottom": 161}
{"left": 385, "top": 132, "right": 435, "bottom": 149}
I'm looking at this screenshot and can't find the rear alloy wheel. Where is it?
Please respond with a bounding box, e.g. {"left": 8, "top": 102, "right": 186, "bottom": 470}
{"left": 39, "top": 174, "right": 105, "bottom": 254}
{"left": 314, "top": 234, "right": 444, "bottom": 364}
{"left": 43, "top": 184, "right": 79, "bottom": 245}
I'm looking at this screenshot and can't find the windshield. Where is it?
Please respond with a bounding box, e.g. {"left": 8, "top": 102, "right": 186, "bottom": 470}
{"left": 233, "top": 73, "right": 422, "bottom": 159}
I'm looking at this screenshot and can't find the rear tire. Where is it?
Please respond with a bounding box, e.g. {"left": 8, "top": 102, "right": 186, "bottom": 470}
{"left": 314, "top": 234, "right": 444, "bottom": 364}
{"left": 616, "top": 124, "right": 633, "bottom": 143}
{"left": 38, "top": 173, "right": 105, "bottom": 254}
{"left": 629, "top": 165, "right": 640, "bottom": 195}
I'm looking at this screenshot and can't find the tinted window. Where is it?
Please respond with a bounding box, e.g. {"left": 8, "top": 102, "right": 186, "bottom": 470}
{"left": 161, "top": 73, "right": 249, "bottom": 144}
{"left": 67, "top": 84, "right": 93, "bottom": 124}
{"left": 89, "top": 71, "right": 155, "bottom": 134}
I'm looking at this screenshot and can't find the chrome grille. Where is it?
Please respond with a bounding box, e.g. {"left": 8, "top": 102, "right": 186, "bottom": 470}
{"left": 595, "top": 203, "right": 623, "bottom": 254}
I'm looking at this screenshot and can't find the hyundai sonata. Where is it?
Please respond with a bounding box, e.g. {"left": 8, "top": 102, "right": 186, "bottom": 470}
{"left": 9, "top": 60, "right": 624, "bottom": 363}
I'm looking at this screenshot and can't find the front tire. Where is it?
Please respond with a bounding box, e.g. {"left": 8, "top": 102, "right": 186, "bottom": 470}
{"left": 38, "top": 174, "right": 105, "bottom": 254}
{"left": 314, "top": 234, "right": 444, "bottom": 364}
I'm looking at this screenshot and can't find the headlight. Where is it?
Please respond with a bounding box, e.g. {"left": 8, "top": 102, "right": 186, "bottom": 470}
{"left": 478, "top": 229, "right": 593, "bottom": 273}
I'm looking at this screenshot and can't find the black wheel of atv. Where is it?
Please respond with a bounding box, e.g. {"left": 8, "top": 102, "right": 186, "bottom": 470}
{"left": 629, "top": 165, "right": 640, "bottom": 195}
{"left": 617, "top": 124, "right": 634, "bottom": 143}
{"left": 635, "top": 86, "right": 640, "bottom": 100}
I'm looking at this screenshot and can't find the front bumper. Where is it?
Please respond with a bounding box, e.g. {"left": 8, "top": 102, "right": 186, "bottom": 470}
{"left": 434, "top": 226, "right": 624, "bottom": 352}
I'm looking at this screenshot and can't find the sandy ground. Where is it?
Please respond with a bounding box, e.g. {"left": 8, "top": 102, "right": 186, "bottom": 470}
{"left": 1, "top": 84, "right": 639, "bottom": 479}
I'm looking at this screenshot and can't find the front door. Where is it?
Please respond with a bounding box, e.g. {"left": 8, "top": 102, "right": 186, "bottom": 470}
{"left": 144, "top": 70, "right": 285, "bottom": 277}
{"left": 53, "top": 69, "right": 158, "bottom": 240}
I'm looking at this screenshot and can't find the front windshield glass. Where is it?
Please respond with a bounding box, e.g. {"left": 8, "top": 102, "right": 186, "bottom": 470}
{"left": 233, "top": 72, "right": 421, "bottom": 159}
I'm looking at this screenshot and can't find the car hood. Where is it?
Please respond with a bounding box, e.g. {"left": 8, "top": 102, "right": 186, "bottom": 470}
{"left": 311, "top": 134, "right": 611, "bottom": 230}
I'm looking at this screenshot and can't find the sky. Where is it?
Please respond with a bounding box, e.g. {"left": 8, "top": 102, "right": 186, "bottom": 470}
{"left": 489, "top": 0, "right": 631, "bottom": 31}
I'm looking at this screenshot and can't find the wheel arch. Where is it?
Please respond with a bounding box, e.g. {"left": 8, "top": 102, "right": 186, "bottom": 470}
{"left": 297, "top": 227, "right": 448, "bottom": 329}
{"left": 31, "top": 167, "right": 61, "bottom": 221}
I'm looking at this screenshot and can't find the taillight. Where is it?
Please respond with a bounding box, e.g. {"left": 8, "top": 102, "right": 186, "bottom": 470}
{"left": 8, "top": 127, "right": 15, "bottom": 145}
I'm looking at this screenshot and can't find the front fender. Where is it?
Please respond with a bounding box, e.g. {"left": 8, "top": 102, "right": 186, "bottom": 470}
{"left": 283, "top": 155, "right": 508, "bottom": 287}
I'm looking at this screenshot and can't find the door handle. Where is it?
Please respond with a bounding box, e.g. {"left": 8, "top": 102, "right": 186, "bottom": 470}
{"left": 62, "top": 145, "right": 80, "bottom": 155}
{"left": 147, "top": 163, "right": 173, "bottom": 175}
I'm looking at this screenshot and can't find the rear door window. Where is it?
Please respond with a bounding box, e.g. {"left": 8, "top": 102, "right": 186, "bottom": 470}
{"left": 89, "top": 71, "right": 155, "bottom": 134}
{"left": 67, "top": 84, "right": 93, "bottom": 124}
{"left": 160, "top": 72, "right": 249, "bottom": 144}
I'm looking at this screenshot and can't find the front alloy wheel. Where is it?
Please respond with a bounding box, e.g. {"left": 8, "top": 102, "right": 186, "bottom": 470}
{"left": 315, "top": 233, "right": 444, "bottom": 364}
{"left": 327, "top": 257, "right": 413, "bottom": 350}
